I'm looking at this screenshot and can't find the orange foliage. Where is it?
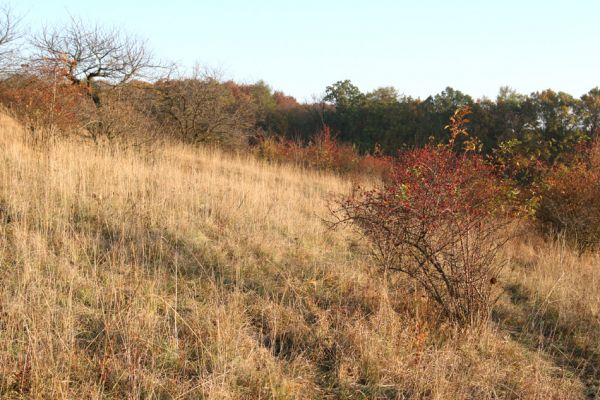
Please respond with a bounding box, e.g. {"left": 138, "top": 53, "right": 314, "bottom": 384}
{"left": 223, "top": 80, "right": 254, "bottom": 102}
{"left": 0, "top": 66, "right": 92, "bottom": 134}
{"left": 273, "top": 91, "right": 299, "bottom": 109}
{"left": 537, "top": 142, "right": 600, "bottom": 252}
{"left": 256, "top": 125, "right": 393, "bottom": 177}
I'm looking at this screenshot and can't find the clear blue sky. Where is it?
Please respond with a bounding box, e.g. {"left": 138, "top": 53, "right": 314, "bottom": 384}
{"left": 11, "top": 0, "right": 600, "bottom": 102}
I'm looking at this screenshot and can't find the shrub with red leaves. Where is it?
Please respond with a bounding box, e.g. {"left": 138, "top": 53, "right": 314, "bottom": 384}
{"left": 334, "top": 110, "right": 514, "bottom": 325}
{"left": 0, "top": 68, "right": 92, "bottom": 139}
{"left": 305, "top": 126, "right": 358, "bottom": 172}
{"left": 256, "top": 126, "right": 393, "bottom": 177}
{"left": 357, "top": 153, "right": 394, "bottom": 178}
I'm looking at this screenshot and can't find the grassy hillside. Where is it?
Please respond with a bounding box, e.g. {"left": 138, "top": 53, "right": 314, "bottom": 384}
{"left": 0, "top": 115, "right": 597, "bottom": 399}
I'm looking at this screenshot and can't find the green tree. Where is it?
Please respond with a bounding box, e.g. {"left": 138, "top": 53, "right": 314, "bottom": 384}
{"left": 323, "top": 80, "right": 366, "bottom": 147}
{"left": 579, "top": 87, "right": 600, "bottom": 140}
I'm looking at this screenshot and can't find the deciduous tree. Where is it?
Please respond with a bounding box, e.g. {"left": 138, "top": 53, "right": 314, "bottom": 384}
{"left": 31, "top": 18, "right": 162, "bottom": 104}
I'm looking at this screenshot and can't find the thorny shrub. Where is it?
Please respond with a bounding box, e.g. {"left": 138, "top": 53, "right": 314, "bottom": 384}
{"left": 334, "top": 108, "right": 515, "bottom": 325}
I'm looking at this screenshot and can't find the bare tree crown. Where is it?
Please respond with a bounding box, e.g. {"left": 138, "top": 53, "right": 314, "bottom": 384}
{"left": 0, "top": 6, "right": 22, "bottom": 75}
{"left": 31, "top": 18, "right": 158, "bottom": 87}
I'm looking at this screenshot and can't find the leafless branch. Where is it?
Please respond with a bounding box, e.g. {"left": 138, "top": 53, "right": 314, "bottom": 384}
{"left": 30, "top": 17, "right": 166, "bottom": 88}
{"left": 0, "top": 5, "right": 23, "bottom": 75}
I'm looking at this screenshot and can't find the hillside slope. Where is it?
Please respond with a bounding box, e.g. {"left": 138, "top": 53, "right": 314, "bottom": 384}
{"left": 0, "top": 117, "right": 596, "bottom": 399}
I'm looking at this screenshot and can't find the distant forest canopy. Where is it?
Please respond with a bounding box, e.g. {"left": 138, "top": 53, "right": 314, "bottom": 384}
{"left": 264, "top": 80, "right": 600, "bottom": 162}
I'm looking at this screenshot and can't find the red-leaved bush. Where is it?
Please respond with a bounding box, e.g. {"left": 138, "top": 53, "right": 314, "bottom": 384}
{"left": 334, "top": 109, "right": 514, "bottom": 325}
{"left": 256, "top": 126, "right": 393, "bottom": 177}
{"left": 0, "top": 68, "right": 93, "bottom": 141}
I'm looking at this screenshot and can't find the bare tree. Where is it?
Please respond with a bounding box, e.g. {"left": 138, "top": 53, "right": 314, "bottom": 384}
{"left": 31, "top": 18, "right": 163, "bottom": 101}
{"left": 79, "top": 82, "right": 163, "bottom": 145}
{"left": 0, "top": 5, "right": 22, "bottom": 75}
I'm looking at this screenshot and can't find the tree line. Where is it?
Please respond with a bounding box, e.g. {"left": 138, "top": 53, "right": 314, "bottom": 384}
{"left": 317, "top": 81, "right": 599, "bottom": 159}
{"left": 0, "top": 8, "right": 598, "bottom": 175}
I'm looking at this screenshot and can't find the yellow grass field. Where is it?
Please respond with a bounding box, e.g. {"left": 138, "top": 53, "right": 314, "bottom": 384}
{"left": 0, "top": 114, "right": 598, "bottom": 399}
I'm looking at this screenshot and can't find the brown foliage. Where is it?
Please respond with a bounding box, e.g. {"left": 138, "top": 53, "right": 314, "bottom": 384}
{"left": 272, "top": 91, "right": 299, "bottom": 109}
{"left": 80, "top": 88, "right": 161, "bottom": 146}
{"left": 152, "top": 77, "right": 256, "bottom": 147}
{"left": 0, "top": 68, "right": 92, "bottom": 140}
{"left": 537, "top": 142, "right": 600, "bottom": 253}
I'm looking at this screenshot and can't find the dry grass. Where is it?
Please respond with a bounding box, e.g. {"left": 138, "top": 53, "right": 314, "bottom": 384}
{"left": 0, "top": 114, "right": 596, "bottom": 399}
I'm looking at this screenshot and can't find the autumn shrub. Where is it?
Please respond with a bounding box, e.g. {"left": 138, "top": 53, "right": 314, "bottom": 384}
{"left": 358, "top": 145, "right": 394, "bottom": 179}
{"left": 255, "top": 135, "right": 304, "bottom": 164}
{"left": 537, "top": 142, "right": 600, "bottom": 253}
{"left": 256, "top": 126, "right": 393, "bottom": 177}
{"left": 304, "top": 126, "right": 358, "bottom": 172}
{"left": 334, "top": 145, "right": 513, "bottom": 325}
{"left": 0, "top": 68, "right": 93, "bottom": 141}
{"left": 333, "top": 108, "right": 516, "bottom": 325}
